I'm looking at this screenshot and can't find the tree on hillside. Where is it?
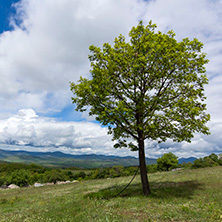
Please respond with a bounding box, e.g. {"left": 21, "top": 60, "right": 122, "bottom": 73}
{"left": 208, "top": 153, "right": 222, "bottom": 165}
{"left": 192, "top": 153, "right": 222, "bottom": 168}
{"left": 70, "top": 21, "right": 210, "bottom": 195}
{"left": 157, "top": 152, "right": 178, "bottom": 171}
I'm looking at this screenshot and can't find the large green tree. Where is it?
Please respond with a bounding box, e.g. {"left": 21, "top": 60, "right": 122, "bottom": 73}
{"left": 70, "top": 21, "right": 210, "bottom": 195}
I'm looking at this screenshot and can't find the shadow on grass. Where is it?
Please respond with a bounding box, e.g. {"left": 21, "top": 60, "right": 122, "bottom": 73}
{"left": 85, "top": 180, "right": 203, "bottom": 200}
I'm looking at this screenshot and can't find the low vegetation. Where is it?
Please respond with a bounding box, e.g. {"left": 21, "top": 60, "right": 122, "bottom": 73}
{"left": 0, "top": 166, "right": 222, "bottom": 221}
{"left": 0, "top": 153, "right": 221, "bottom": 188}
{"left": 191, "top": 153, "right": 222, "bottom": 169}
{"left": 0, "top": 162, "right": 91, "bottom": 187}
{"left": 0, "top": 162, "right": 140, "bottom": 187}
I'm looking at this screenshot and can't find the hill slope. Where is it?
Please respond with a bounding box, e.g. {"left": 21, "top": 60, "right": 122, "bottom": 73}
{"left": 0, "top": 166, "right": 221, "bottom": 221}
{"left": 0, "top": 149, "right": 156, "bottom": 168}
{"left": 0, "top": 149, "right": 197, "bottom": 168}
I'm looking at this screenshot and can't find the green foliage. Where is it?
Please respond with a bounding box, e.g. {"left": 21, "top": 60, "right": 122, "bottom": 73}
{"left": 71, "top": 20, "right": 210, "bottom": 149}
{"left": 192, "top": 158, "right": 205, "bottom": 168}
{"left": 0, "top": 162, "right": 47, "bottom": 174}
{"left": 5, "top": 169, "right": 31, "bottom": 187}
{"left": 192, "top": 153, "right": 222, "bottom": 169}
{"left": 73, "top": 171, "right": 87, "bottom": 180}
{"left": 181, "top": 162, "right": 193, "bottom": 169}
{"left": 0, "top": 162, "right": 50, "bottom": 187}
{"left": 157, "top": 152, "right": 178, "bottom": 171}
{"left": 147, "top": 164, "right": 158, "bottom": 173}
{"left": 90, "top": 168, "right": 109, "bottom": 179}
{"left": 89, "top": 165, "right": 138, "bottom": 179}
{"left": 0, "top": 177, "right": 5, "bottom": 186}
{"left": 0, "top": 162, "right": 77, "bottom": 186}
{"left": 0, "top": 162, "right": 139, "bottom": 186}
{"left": 1, "top": 152, "right": 221, "bottom": 188}
{"left": 109, "top": 165, "right": 125, "bottom": 178}
{"left": 43, "top": 170, "right": 67, "bottom": 184}
{"left": 209, "top": 153, "right": 222, "bottom": 165}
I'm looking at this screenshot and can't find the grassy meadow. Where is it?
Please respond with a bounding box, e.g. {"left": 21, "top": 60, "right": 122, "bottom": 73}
{"left": 0, "top": 166, "right": 222, "bottom": 222}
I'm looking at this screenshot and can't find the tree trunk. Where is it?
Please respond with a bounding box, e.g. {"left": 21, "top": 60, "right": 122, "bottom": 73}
{"left": 138, "top": 137, "right": 151, "bottom": 196}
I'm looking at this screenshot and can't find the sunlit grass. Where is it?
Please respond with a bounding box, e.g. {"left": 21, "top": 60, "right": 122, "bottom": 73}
{"left": 1, "top": 166, "right": 222, "bottom": 221}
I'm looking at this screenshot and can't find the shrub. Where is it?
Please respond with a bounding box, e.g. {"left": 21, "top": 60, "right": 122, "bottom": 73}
{"left": 147, "top": 164, "right": 158, "bottom": 173}
{"left": 6, "top": 169, "right": 32, "bottom": 187}
{"left": 109, "top": 165, "right": 125, "bottom": 178}
{"left": 73, "top": 171, "right": 87, "bottom": 180}
{"left": 192, "top": 154, "right": 220, "bottom": 169}
{"left": 42, "top": 170, "right": 67, "bottom": 184}
{"left": 157, "top": 153, "right": 178, "bottom": 171}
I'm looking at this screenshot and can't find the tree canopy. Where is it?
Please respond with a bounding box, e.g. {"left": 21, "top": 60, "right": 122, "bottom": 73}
{"left": 157, "top": 152, "right": 178, "bottom": 171}
{"left": 70, "top": 21, "right": 210, "bottom": 195}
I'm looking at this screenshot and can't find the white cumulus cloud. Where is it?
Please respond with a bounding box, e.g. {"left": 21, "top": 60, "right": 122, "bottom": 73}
{"left": 0, "top": 0, "right": 144, "bottom": 113}
{"left": 0, "top": 109, "right": 221, "bottom": 158}
{"left": 0, "top": 109, "right": 121, "bottom": 155}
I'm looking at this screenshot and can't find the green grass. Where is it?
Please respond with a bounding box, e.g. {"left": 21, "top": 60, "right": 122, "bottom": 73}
{"left": 0, "top": 166, "right": 222, "bottom": 221}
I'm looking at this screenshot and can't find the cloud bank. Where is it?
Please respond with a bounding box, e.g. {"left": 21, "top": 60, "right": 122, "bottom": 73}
{"left": 0, "top": 109, "right": 116, "bottom": 155}
{"left": 0, "top": 109, "right": 221, "bottom": 158}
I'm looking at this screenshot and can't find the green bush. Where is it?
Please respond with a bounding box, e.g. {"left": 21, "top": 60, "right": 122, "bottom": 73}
{"left": 181, "top": 162, "right": 193, "bottom": 169}
{"left": 0, "top": 177, "right": 5, "bottom": 186}
{"left": 42, "top": 170, "right": 68, "bottom": 184}
{"left": 209, "top": 153, "right": 222, "bottom": 165}
{"left": 192, "top": 154, "right": 221, "bottom": 169}
{"left": 157, "top": 153, "right": 178, "bottom": 171}
{"left": 6, "top": 169, "right": 32, "bottom": 187}
{"left": 73, "top": 171, "right": 87, "bottom": 180}
{"left": 124, "top": 166, "right": 139, "bottom": 176}
{"left": 147, "top": 164, "right": 158, "bottom": 173}
{"left": 109, "top": 165, "right": 125, "bottom": 178}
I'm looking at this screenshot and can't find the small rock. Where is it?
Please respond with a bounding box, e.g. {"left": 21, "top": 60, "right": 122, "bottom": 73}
{"left": 8, "top": 184, "right": 20, "bottom": 189}
{"left": 34, "top": 183, "right": 44, "bottom": 187}
{"left": 172, "top": 168, "right": 183, "bottom": 171}
{"left": 45, "top": 182, "right": 54, "bottom": 186}
{"left": 56, "top": 181, "right": 66, "bottom": 185}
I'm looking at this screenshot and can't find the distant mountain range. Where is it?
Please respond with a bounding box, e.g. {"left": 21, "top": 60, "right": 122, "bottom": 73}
{"left": 178, "top": 157, "right": 197, "bottom": 164}
{"left": 0, "top": 149, "right": 196, "bottom": 168}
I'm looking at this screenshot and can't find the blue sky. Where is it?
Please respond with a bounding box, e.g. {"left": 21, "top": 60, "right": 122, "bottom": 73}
{"left": 0, "top": 0, "right": 18, "bottom": 32}
{"left": 0, "top": 0, "right": 222, "bottom": 158}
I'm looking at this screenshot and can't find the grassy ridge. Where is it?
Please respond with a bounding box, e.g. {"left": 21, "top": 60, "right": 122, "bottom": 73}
{"left": 0, "top": 166, "right": 222, "bottom": 221}
{"left": 0, "top": 149, "right": 157, "bottom": 168}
